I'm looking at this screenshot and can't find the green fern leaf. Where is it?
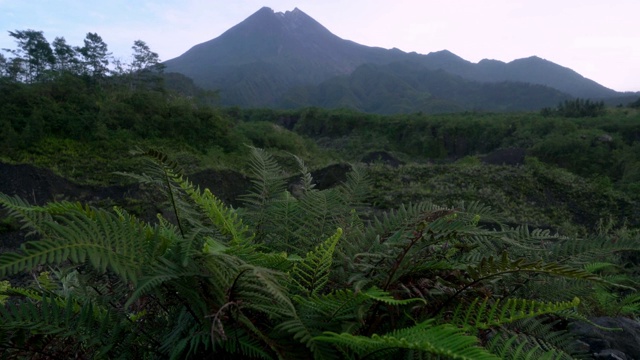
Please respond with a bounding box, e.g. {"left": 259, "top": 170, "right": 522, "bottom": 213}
{"left": 0, "top": 204, "right": 154, "bottom": 282}
{"left": 466, "top": 251, "right": 624, "bottom": 288}
{"left": 451, "top": 297, "right": 580, "bottom": 330}
{"left": 291, "top": 228, "right": 343, "bottom": 296}
{"left": 363, "top": 286, "right": 426, "bottom": 306}
{"left": 316, "top": 319, "right": 500, "bottom": 360}
{"left": 189, "top": 187, "right": 253, "bottom": 246}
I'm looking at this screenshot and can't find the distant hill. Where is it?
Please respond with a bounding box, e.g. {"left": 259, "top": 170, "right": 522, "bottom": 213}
{"left": 279, "top": 61, "right": 570, "bottom": 114}
{"left": 163, "top": 7, "right": 623, "bottom": 113}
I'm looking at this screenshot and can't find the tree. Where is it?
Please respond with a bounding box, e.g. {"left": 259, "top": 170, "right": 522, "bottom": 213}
{"left": 5, "top": 29, "right": 55, "bottom": 82}
{"left": 3, "top": 57, "right": 25, "bottom": 82}
{"left": 77, "top": 32, "right": 111, "bottom": 78}
{"left": 0, "top": 53, "right": 7, "bottom": 78}
{"left": 52, "top": 36, "right": 79, "bottom": 73}
{"left": 542, "top": 98, "right": 606, "bottom": 118}
{"left": 128, "top": 40, "right": 165, "bottom": 90}
{"left": 130, "top": 40, "right": 163, "bottom": 73}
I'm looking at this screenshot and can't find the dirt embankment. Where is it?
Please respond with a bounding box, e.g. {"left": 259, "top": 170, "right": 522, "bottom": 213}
{"left": 0, "top": 162, "right": 247, "bottom": 251}
{"left": 0, "top": 161, "right": 354, "bottom": 251}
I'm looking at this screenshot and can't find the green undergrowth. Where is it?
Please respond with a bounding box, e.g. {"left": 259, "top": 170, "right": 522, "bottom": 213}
{"left": 1, "top": 148, "right": 638, "bottom": 359}
{"left": 366, "top": 158, "right": 638, "bottom": 236}
{"left": 2, "top": 133, "right": 335, "bottom": 186}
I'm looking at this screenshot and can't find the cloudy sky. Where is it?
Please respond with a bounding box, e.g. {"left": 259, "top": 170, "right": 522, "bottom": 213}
{"left": 1, "top": 0, "right": 638, "bottom": 92}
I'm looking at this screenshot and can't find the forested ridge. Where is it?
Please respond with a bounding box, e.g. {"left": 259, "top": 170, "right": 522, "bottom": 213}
{"left": 1, "top": 31, "right": 640, "bottom": 359}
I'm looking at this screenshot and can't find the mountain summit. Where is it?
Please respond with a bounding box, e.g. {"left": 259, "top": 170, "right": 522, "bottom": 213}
{"left": 164, "top": 7, "right": 407, "bottom": 105}
{"left": 164, "top": 7, "right": 619, "bottom": 111}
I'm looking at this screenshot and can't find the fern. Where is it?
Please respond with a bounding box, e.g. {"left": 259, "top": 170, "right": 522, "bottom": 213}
{"left": 0, "top": 292, "right": 137, "bottom": 358}
{"left": 0, "top": 201, "right": 156, "bottom": 283}
{"left": 0, "top": 193, "right": 54, "bottom": 237}
{"left": 190, "top": 188, "right": 253, "bottom": 245}
{"left": 487, "top": 333, "right": 574, "bottom": 360}
{"left": 466, "top": 251, "right": 622, "bottom": 287}
{"left": 316, "top": 319, "right": 500, "bottom": 360}
{"left": 450, "top": 297, "right": 580, "bottom": 330}
{"left": 0, "top": 280, "right": 9, "bottom": 305}
{"left": 231, "top": 265, "right": 296, "bottom": 319}
{"left": 240, "top": 146, "right": 288, "bottom": 239}
{"left": 3, "top": 148, "right": 637, "bottom": 359}
{"left": 337, "top": 164, "right": 371, "bottom": 209}
{"left": 291, "top": 228, "right": 343, "bottom": 296}
{"left": 293, "top": 189, "right": 347, "bottom": 246}
{"left": 117, "top": 148, "right": 202, "bottom": 240}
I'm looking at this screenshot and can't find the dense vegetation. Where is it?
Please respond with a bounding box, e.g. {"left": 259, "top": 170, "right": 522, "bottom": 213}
{"left": 278, "top": 62, "right": 571, "bottom": 114}
{"left": 1, "top": 30, "right": 640, "bottom": 359}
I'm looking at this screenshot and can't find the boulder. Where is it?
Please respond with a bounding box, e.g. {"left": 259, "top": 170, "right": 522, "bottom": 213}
{"left": 569, "top": 317, "right": 640, "bottom": 359}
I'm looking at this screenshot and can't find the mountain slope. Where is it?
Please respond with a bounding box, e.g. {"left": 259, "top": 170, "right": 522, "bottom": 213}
{"left": 163, "top": 7, "right": 621, "bottom": 110}
{"left": 164, "top": 7, "right": 407, "bottom": 106}
{"left": 476, "top": 56, "right": 617, "bottom": 99}
{"left": 413, "top": 51, "right": 617, "bottom": 99}
{"left": 279, "top": 61, "right": 570, "bottom": 114}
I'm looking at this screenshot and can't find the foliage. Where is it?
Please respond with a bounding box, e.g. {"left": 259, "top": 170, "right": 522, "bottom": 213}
{"left": 541, "top": 98, "right": 606, "bottom": 118}
{"left": 280, "top": 61, "right": 569, "bottom": 114}
{"left": 1, "top": 30, "right": 640, "bottom": 358}
{"left": 2, "top": 149, "right": 637, "bottom": 359}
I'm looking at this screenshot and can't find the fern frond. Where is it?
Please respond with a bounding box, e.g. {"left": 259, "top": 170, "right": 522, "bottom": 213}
{"left": 466, "top": 251, "right": 623, "bottom": 288}
{"left": 0, "top": 280, "right": 9, "bottom": 305}
{"left": 549, "top": 233, "right": 640, "bottom": 264}
{"left": 274, "top": 287, "right": 405, "bottom": 358}
{"left": 292, "top": 189, "right": 347, "bottom": 246}
{"left": 363, "top": 286, "right": 427, "bottom": 306}
{"left": 0, "top": 203, "right": 157, "bottom": 283}
{"left": 583, "top": 262, "right": 621, "bottom": 274}
{"left": 233, "top": 265, "right": 296, "bottom": 319}
{"left": 291, "top": 228, "right": 343, "bottom": 296}
{"left": 315, "top": 319, "right": 500, "bottom": 360}
{"left": 189, "top": 187, "right": 253, "bottom": 246}
{"left": 498, "top": 317, "right": 590, "bottom": 359}
{"left": 0, "top": 193, "right": 53, "bottom": 236}
{"left": 498, "top": 225, "right": 560, "bottom": 252}
{"left": 124, "top": 257, "right": 198, "bottom": 308}
{"left": 0, "top": 293, "right": 129, "bottom": 357}
{"left": 453, "top": 200, "right": 505, "bottom": 228}
{"left": 487, "top": 332, "right": 575, "bottom": 360}
{"left": 616, "top": 292, "right": 640, "bottom": 316}
{"left": 241, "top": 146, "right": 288, "bottom": 209}
{"left": 337, "top": 164, "right": 371, "bottom": 208}
{"left": 117, "top": 148, "right": 203, "bottom": 241}
{"left": 294, "top": 155, "right": 316, "bottom": 194}
{"left": 216, "top": 325, "right": 274, "bottom": 360}
{"left": 450, "top": 297, "right": 580, "bottom": 330}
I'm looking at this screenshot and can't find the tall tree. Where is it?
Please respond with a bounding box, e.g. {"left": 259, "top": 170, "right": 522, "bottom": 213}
{"left": 77, "top": 32, "right": 110, "bottom": 78}
{"left": 129, "top": 40, "right": 165, "bottom": 89}
{"left": 0, "top": 53, "right": 7, "bottom": 78}
{"left": 130, "top": 40, "right": 163, "bottom": 73}
{"left": 5, "top": 30, "right": 55, "bottom": 82}
{"left": 52, "top": 36, "right": 79, "bottom": 73}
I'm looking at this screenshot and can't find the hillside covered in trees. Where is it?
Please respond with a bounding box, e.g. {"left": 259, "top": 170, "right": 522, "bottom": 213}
{"left": 1, "top": 30, "right": 640, "bottom": 359}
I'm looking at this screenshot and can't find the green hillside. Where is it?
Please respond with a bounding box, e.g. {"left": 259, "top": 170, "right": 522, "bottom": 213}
{"left": 2, "top": 35, "right": 640, "bottom": 358}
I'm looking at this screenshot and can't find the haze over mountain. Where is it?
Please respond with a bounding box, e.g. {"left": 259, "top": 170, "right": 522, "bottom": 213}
{"left": 163, "top": 6, "right": 623, "bottom": 113}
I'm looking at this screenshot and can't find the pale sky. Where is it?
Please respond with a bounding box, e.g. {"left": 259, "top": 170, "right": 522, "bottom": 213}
{"left": 1, "top": 0, "right": 639, "bottom": 92}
